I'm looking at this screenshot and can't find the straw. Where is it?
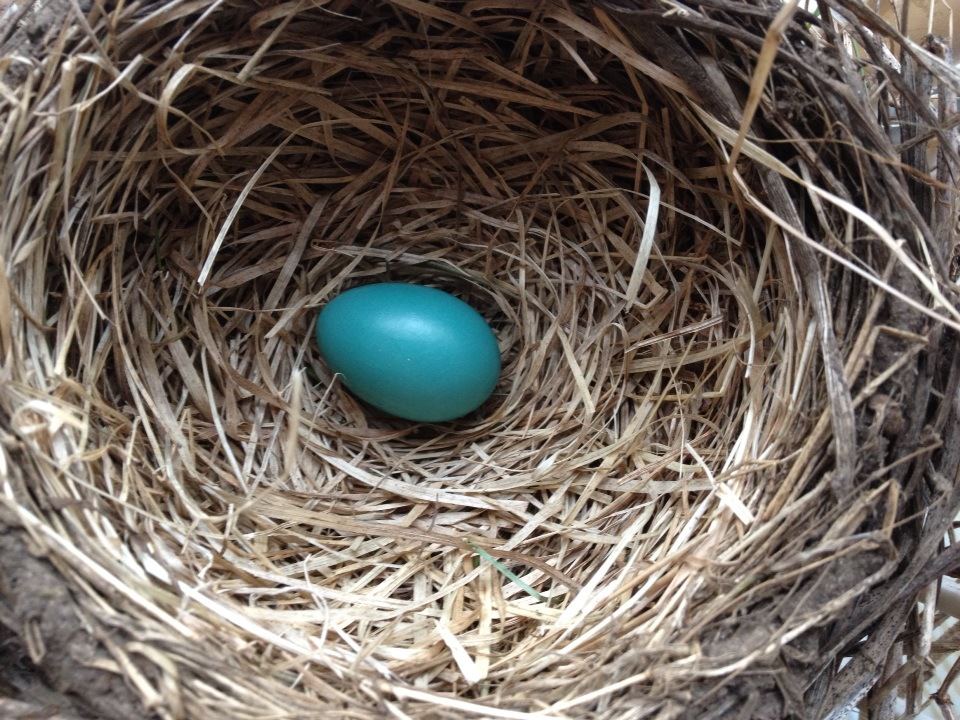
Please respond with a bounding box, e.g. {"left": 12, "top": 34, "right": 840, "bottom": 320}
{"left": 0, "top": 1, "right": 958, "bottom": 718}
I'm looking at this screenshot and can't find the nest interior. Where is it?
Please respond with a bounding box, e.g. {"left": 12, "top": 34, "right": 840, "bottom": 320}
{"left": 1, "top": 1, "right": 960, "bottom": 719}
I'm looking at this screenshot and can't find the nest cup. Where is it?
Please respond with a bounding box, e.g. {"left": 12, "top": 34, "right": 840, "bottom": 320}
{"left": 2, "top": 2, "right": 960, "bottom": 718}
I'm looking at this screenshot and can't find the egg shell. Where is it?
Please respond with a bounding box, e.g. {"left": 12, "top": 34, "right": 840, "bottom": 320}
{"left": 315, "top": 283, "right": 501, "bottom": 422}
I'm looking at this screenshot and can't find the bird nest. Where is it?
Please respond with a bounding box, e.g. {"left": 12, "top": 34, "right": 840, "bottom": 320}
{"left": 1, "top": 1, "right": 959, "bottom": 718}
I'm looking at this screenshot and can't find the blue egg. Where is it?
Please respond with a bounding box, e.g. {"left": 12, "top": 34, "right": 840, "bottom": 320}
{"left": 315, "top": 283, "right": 501, "bottom": 422}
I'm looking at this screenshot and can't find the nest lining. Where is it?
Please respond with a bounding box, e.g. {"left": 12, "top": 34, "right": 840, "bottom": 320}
{"left": 1, "top": 1, "right": 960, "bottom": 719}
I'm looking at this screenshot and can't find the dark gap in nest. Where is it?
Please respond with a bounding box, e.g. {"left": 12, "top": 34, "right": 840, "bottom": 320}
{"left": 0, "top": 624, "right": 95, "bottom": 720}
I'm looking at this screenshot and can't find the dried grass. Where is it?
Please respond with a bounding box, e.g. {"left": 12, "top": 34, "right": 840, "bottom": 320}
{"left": 0, "top": 1, "right": 959, "bottom": 718}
